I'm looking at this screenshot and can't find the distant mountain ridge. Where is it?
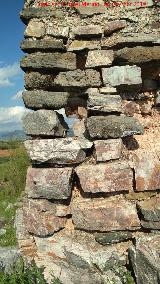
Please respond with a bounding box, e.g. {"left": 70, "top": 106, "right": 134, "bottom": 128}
{"left": 0, "top": 130, "right": 27, "bottom": 141}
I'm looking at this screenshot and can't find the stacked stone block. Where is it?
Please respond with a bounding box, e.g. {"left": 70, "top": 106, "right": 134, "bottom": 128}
{"left": 17, "top": 1, "right": 160, "bottom": 283}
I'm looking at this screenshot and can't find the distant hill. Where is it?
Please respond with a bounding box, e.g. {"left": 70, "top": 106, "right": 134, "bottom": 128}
{"left": 0, "top": 130, "right": 27, "bottom": 141}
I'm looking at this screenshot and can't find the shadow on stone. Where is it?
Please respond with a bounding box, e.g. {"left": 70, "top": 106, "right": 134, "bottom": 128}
{"left": 122, "top": 136, "right": 139, "bottom": 150}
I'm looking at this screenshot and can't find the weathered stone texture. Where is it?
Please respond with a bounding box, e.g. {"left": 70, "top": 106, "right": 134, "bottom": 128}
{"left": 129, "top": 234, "right": 160, "bottom": 284}
{"left": 101, "top": 34, "right": 159, "bottom": 49}
{"left": 24, "top": 71, "right": 56, "bottom": 90}
{"left": 21, "top": 39, "right": 65, "bottom": 52}
{"left": 24, "top": 199, "right": 70, "bottom": 218}
{"left": 138, "top": 195, "right": 160, "bottom": 222}
{"left": 87, "top": 92, "right": 122, "bottom": 113}
{"left": 123, "top": 101, "right": 140, "bottom": 116}
{"left": 22, "top": 110, "right": 68, "bottom": 137}
{"left": 75, "top": 4, "right": 105, "bottom": 17}
{"left": 87, "top": 115, "right": 144, "bottom": 138}
{"left": 68, "top": 40, "right": 100, "bottom": 51}
{"left": 95, "top": 231, "right": 133, "bottom": 245}
{"left": 94, "top": 139, "right": 122, "bottom": 161}
{"left": 54, "top": 69, "right": 101, "bottom": 88}
{"left": 134, "top": 154, "right": 160, "bottom": 191}
{"left": 34, "top": 230, "right": 129, "bottom": 284}
{"left": 104, "top": 20, "right": 126, "bottom": 35}
{"left": 71, "top": 197, "right": 140, "bottom": 231}
{"left": 19, "top": 3, "right": 160, "bottom": 282}
{"left": 26, "top": 167, "right": 73, "bottom": 199}
{"left": 72, "top": 25, "right": 103, "bottom": 38}
{"left": 15, "top": 209, "right": 30, "bottom": 242}
{"left": 46, "top": 26, "right": 69, "bottom": 38}
{"left": 23, "top": 207, "right": 66, "bottom": 237}
{"left": 86, "top": 50, "right": 114, "bottom": 68}
{"left": 24, "top": 19, "right": 45, "bottom": 38}
{"left": 20, "top": 8, "right": 57, "bottom": 23}
{"left": 0, "top": 249, "right": 21, "bottom": 274}
{"left": 141, "top": 220, "right": 160, "bottom": 230}
{"left": 24, "top": 138, "right": 93, "bottom": 165}
{"left": 75, "top": 161, "right": 133, "bottom": 194}
{"left": 22, "top": 90, "right": 73, "bottom": 110}
{"left": 20, "top": 52, "right": 76, "bottom": 71}
{"left": 102, "top": 65, "right": 142, "bottom": 90}
{"left": 115, "top": 46, "right": 160, "bottom": 64}
{"left": 73, "top": 119, "right": 86, "bottom": 138}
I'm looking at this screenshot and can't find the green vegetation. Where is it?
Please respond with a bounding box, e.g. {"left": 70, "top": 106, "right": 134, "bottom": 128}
{"left": 124, "top": 270, "right": 135, "bottom": 284}
{"left": 0, "top": 140, "right": 21, "bottom": 150}
{"left": 0, "top": 261, "right": 62, "bottom": 284}
{"left": 0, "top": 140, "right": 30, "bottom": 247}
{"left": 0, "top": 157, "right": 10, "bottom": 164}
{"left": 117, "top": 267, "right": 136, "bottom": 284}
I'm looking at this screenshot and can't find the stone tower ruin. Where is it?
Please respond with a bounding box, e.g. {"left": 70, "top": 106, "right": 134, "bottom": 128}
{"left": 16, "top": 1, "right": 160, "bottom": 283}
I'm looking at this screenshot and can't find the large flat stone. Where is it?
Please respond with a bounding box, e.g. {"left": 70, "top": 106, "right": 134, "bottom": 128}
{"left": 134, "top": 154, "right": 160, "bottom": 191}
{"left": 24, "top": 19, "right": 45, "bottom": 38}
{"left": 20, "top": 8, "right": 61, "bottom": 23}
{"left": 46, "top": 25, "right": 69, "bottom": 38}
{"left": 87, "top": 91, "right": 122, "bottom": 113}
{"left": 22, "top": 90, "right": 69, "bottom": 110}
{"left": 68, "top": 40, "right": 100, "bottom": 52}
{"left": 25, "top": 71, "right": 62, "bottom": 90}
{"left": 101, "top": 34, "right": 159, "bottom": 49}
{"left": 71, "top": 197, "right": 140, "bottom": 231}
{"left": 104, "top": 20, "right": 126, "bottom": 36}
{"left": 26, "top": 167, "right": 73, "bottom": 199}
{"left": 94, "top": 139, "right": 122, "bottom": 161}
{"left": 85, "top": 50, "right": 114, "bottom": 68}
{"left": 23, "top": 205, "right": 67, "bottom": 237}
{"left": 54, "top": 69, "right": 101, "bottom": 88}
{"left": 102, "top": 65, "right": 142, "bottom": 90}
{"left": 20, "top": 52, "right": 76, "bottom": 71}
{"left": 24, "top": 138, "right": 93, "bottom": 165}
{"left": 21, "top": 39, "right": 65, "bottom": 52}
{"left": 22, "top": 110, "right": 68, "bottom": 137}
{"left": 129, "top": 234, "right": 160, "bottom": 284}
{"left": 75, "top": 161, "right": 133, "bottom": 194}
{"left": 22, "top": 90, "right": 83, "bottom": 110}
{"left": 95, "top": 231, "right": 133, "bottom": 245}
{"left": 87, "top": 115, "right": 144, "bottom": 138}
{"left": 72, "top": 25, "right": 103, "bottom": 38}
{"left": 138, "top": 195, "right": 160, "bottom": 222}
{"left": 115, "top": 46, "right": 160, "bottom": 64}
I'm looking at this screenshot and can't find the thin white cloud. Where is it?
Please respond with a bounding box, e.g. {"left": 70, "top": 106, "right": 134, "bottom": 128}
{"left": 0, "top": 62, "right": 21, "bottom": 87}
{"left": 12, "top": 89, "right": 24, "bottom": 100}
{"left": 0, "top": 106, "right": 28, "bottom": 125}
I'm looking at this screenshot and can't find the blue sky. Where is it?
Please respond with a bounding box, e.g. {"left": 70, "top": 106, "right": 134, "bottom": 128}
{"left": 0, "top": 0, "right": 27, "bottom": 133}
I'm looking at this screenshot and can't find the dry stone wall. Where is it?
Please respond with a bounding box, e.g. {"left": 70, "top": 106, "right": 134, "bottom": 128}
{"left": 17, "top": 1, "right": 160, "bottom": 283}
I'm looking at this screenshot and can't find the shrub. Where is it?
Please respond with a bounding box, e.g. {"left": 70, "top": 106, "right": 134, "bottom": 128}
{"left": 0, "top": 261, "right": 62, "bottom": 284}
